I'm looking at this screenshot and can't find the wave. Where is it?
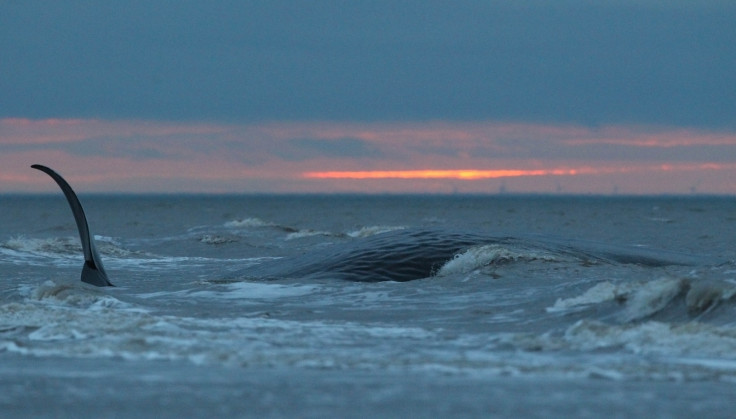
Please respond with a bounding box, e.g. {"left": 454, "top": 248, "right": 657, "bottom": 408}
{"left": 4, "top": 273, "right": 736, "bottom": 381}
{"left": 223, "top": 217, "right": 300, "bottom": 235}
{"left": 346, "top": 226, "right": 406, "bottom": 238}
{"left": 236, "top": 228, "right": 711, "bottom": 283}
{"left": 222, "top": 213, "right": 409, "bottom": 242}
{"left": 224, "top": 217, "right": 276, "bottom": 228}
{"left": 2, "top": 236, "right": 82, "bottom": 256}
{"left": 549, "top": 277, "right": 736, "bottom": 322}
{"left": 30, "top": 280, "right": 135, "bottom": 310}
{"left": 197, "top": 234, "right": 240, "bottom": 245}
{"left": 5, "top": 280, "right": 736, "bottom": 380}
{"left": 283, "top": 225, "right": 406, "bottom": 241}
{"left": 284, "top": 229, "right": 336, "bottom": 240}
{"left": 563, "top": 319, "right": 736, "bottom": 358}
{"left": 436, "top": 244, "right": 569, "bottom": 276}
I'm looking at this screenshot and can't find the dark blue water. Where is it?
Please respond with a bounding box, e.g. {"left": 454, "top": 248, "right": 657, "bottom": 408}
{"left": 1, "top": 194, "right": 736, "bottom": 417}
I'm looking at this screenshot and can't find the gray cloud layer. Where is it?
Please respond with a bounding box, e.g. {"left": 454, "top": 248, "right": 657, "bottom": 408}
{"left": 2, "top": 1, "right": 735, "bottom": 128}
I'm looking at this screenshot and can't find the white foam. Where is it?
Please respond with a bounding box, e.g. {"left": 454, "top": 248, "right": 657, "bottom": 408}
{"left": 1, "top": 235, "right": 135, "bottom": 261}
{"left": 285, "top": 229, "right": 334, "bottom": 240}
{"left": 1, "top": 286, "right": 450, "bottom": 370}
{"left": 112, "top": 255, "right": 267, "bottom": 271}
{"left": 564, "top": 319, "right": 736, "bottom": 358}
{"left": 436, "top": 244, "right": 561, "bottom": 276}
{"left": 547, "top": 278, "right": 687, "bottom": 320}
{"left": 31, "top": 280, "right": 135, "bottom": 310}
{"left": 198, "top": 234, "right": 239, "bottom": 245}
{"left": 346, "top": 226, "right": 406, "bottom": 238}
{"left": 5, "top": 287, "right": 736, "bottom": 381}
{"left": 547, "top": 281, "right": 634, "bottom": 313}
{"left": 29, "top": 325, "right": 88, "bottom": 341}
{"left": 190, "top": 282, "right": 321, "bottom": 300}
{"left": 285, "top": 225, "right": 406, "bottom": 241}
{"left": 2, "top": 236, "right": 80, "bottom": 257}
{"left": 224, "top": 217, "right": 274, "bottom": 228}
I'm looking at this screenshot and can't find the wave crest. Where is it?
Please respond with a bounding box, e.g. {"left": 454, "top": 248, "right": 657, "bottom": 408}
{"left": 436, "top": 244, "right": 563, "bottom": 276}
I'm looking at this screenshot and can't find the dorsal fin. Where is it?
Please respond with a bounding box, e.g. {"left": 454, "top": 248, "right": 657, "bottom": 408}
{"left": 31, "top": 164, "right": 114, "bottom": 287}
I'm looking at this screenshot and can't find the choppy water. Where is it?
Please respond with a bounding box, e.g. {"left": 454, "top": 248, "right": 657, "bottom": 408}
{"left": 1, "top": 194, "right": 736, "bottom": 417}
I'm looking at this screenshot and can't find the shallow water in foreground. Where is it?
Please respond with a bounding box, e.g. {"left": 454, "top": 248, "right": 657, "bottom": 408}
{"left": 1, "top": 194, "right": 735, "bottom": 417}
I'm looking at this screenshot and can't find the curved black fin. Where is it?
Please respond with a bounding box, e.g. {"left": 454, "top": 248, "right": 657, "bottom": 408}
{"left": 31, "top": 164, "right": 114, "bottom": 287}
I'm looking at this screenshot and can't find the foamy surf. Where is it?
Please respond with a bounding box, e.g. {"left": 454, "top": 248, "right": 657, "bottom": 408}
{"left": 436, "top": 244, "right": 566, "bottom": 276}
{"left": 224, "top": 217, "right": 275, "bottom": 228}
{"left": 3, "top": 194, "right": 736, "bottom": 416}
{"left": 549, "top": 277, "right": 736, "bottom": 319}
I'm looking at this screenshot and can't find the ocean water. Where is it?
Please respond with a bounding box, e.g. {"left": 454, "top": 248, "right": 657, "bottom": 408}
{"left": 1, "top": 194, "right": 736, "bottom": 417}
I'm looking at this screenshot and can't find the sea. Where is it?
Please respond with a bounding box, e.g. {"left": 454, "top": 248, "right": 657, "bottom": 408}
{"left": 1, "top": 194, "right": 736, "bottom": 418}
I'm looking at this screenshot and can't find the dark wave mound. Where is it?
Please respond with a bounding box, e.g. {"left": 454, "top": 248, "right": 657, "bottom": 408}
{"left": 236, "top": 229, "right": 710, "bottom": 283}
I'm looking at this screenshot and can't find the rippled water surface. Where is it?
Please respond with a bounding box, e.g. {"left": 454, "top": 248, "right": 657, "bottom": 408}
{"left": 1, "top": 194, "right": 735, "bottom": 417}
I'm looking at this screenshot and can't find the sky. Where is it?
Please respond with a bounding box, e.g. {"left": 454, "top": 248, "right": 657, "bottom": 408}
{"left": 2, "top": 1, "right": 735, "bottom": 194}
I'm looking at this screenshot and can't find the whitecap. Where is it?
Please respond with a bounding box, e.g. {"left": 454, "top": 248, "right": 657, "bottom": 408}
{"left": 564, "top": 319, "right": 736, "bottom": 358}
{"left": 2, "top": 235, "right": 136, "bottom": 260}
{"left": 547, "top": 281, "right": 634, "bottom": 313}
{"left": 436, "top": 244, "right": 562, "bottom": 276}
{"left": 198, "top": 234, "right": 239, "bottom": 245}
{"left": 547, "top": 278, "right": 688, "bottom": 320}
{"left": 620, "top": 277, "right": 686, "bottom": 322}
{"left": 224, "top": 217, "right": 274, "bottom": 228}
{"left": 346, "top": 226, "right": 406, "bottom": 238}
{"left": 30, "top": 280, "right": 135, "bottom": 310}
{"left": 285, "top": 229, "right": 334, "bottom": 240}
{"left": 189, "top": 282, "right": 321, "bottom": 300}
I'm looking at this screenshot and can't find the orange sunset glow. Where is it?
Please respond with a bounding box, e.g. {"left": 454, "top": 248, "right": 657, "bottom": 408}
{"left": 2, "top": 118, "right": 736, "bottom": 194}
{"left": 304, "top": 169, "right": 592, "bottom": 180}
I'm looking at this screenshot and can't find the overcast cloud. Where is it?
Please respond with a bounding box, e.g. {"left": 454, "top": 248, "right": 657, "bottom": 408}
{"left": 2, "top": 1, "right": 735, "bottom": 194}
{"left": 2, "top": 1, "right": 735, "bottom": 128}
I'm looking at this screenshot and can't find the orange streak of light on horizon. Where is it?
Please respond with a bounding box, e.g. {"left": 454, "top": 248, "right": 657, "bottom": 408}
{"left": 303, "top": 162, "right": 736, "bottom": 182}
{"left": 303, "top": 169, "right": 593, "bottom": 180}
